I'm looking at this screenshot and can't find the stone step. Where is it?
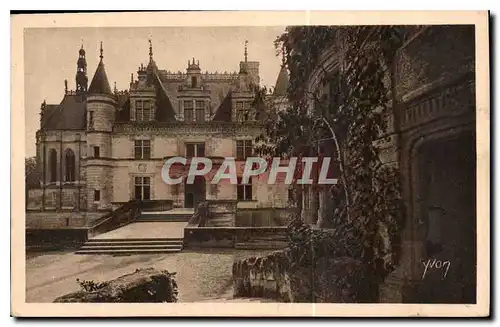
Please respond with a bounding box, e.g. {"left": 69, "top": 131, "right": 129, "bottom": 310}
{"left": 79, "top": 244, "right": 183, "bottom": 250}
{"left": 85, "top": 239, "right": 183, "bottom": 246}
{"left": 77, "top": 237, "right": 184, "bottom": 255}
{"left": 86, "top": 238, "right": 183, "bottom": 243}
{"left": 75, "top": 248, "right": 182, "bottom": 255}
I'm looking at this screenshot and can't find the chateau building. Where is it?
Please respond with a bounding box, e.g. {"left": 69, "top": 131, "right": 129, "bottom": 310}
{"left": 27, "top": 40, "right": 290, "bottom": 218}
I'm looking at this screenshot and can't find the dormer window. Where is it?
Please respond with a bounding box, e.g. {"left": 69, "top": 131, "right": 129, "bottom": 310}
{"left": 191, "top": 77, "right": 197, "bottom": 88}
{"left": 236, "top": 101, "right": 250, "bottom": 122}
{"left": 135, "top": 100, "right": 152, "bottom": 122}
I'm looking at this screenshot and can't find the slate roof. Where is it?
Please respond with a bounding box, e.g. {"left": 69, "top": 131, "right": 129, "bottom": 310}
{"left": 151, "top": 71, "right": 177, "bottom": 122}
{"left": 115, "top": 93, "right": 131, "bottom": 122}
{"left": 41, "top": 94, "right": 86, "bottom": 130}
{"left": 212, "top": 91, "right": 233, "bottom": 122}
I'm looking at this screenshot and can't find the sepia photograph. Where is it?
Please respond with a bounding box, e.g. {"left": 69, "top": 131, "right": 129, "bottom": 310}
{"left": 11, "top": 11, "right": 490, "bottom": 317}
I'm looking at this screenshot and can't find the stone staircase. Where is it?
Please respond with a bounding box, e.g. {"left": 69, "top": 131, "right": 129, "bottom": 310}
{"left": 75, "top": 237, "right": 184, "bottom": 255}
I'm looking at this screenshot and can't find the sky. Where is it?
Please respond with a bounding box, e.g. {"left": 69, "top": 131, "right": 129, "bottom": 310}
{"left": 23, "top": 26, "right": 286, "bottom": 157}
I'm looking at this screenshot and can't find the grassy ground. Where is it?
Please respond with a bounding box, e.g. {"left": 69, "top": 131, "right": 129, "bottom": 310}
{"left": 26, "top": 248, "right": 272, "bottom": 302}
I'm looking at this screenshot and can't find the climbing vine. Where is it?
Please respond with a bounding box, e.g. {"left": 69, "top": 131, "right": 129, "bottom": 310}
{"left": 256, "top": 26, "right": 408, "bottom": 282}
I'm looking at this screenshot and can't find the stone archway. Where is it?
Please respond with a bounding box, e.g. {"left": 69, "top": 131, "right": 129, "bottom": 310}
{"left": 408, "top": 130, "right": 476, "bottom": 303}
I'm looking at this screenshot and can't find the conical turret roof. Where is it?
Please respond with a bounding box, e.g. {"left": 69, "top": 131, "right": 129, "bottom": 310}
{"left": 88, "top": 60, "right": 112, "bottom": 95}
{"left": 273, "top": 65, "right": 289, "bottom": 96}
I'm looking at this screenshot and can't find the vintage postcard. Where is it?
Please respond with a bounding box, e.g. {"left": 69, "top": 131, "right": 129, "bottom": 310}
{"left": 11, "top": 11, "right": 490, "bottom": 317}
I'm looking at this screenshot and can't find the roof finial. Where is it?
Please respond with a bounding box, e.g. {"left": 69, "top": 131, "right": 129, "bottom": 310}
{"left": 99, "top": 41, "right": 103, "bottom": 61}
{"left": 114, "top": 81, "right": 117, "bottom": 93}
{"left": 131, "top": 73, "right": 133, "bottom": 83}
{"left": 244, "top": 40, "right": 248, "bottom": 62}
{"left": 81, "top": 38, "right": 84, "bottom": 49}
{"left": 64, "top": 79, "right": 68, "bottom": 94}
{"left": 148, "top": 38, "right": 153, "bottom": 61}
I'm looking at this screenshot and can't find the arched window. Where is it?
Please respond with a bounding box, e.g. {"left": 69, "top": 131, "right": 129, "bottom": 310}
{"left": 65, "top": 149, "right": 76, "bottom": 182}
{"left": 49, "top": 149, "right": 57, "bottom": 183}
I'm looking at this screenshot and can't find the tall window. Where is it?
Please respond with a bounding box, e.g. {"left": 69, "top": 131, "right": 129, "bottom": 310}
{"left": 94, "top": 189, "right": 100, "bottom": 202}
{"left": 195, "top": 100, "right": 205, "bottom": 122}
{"left": 135, "top": 100, "right": 152, "bottom": 122}
{"left": 237, "top": 177, "right": 252, "bottom": 201}
{"left": 236, "top": 140, "right": 252, "bottom": 160}
{"left": 88, "top": 111, "right": 94, "bottom": 129}
{"left": 191, "top": 76, "right": 197, "bottom": 88}
{"left": 93, "top": 146, "right": 100, "bottom": 158}
{"left": 49, "top": 149, "right": 57, "bottom": 183}
{"left": 134, "top": 140, "right": 151, "bottom": 159}
{"left": 64, "top": 149, "right": 76, "bottom": 182}
{"left": 186, "top": 143, "right": 205, "bottom": 158}
{"left": 184, "top": 100, "right": 194, "bottom": 122}
{"left": 134, "top": 176, "right": 151, "bottom": 200}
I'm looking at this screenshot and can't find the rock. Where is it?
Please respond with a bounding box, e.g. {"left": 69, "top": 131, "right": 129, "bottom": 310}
{"left": 54, "top": 268, "right": 178, "bottom": 303}
{"left": 232, "top": 249, "right": 293, "bottom": 302}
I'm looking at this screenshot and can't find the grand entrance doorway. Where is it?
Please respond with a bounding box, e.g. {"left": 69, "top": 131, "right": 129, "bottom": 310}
{"left": 414, "top": 131, "right": 476, "bottom": 303}
{"left": 184, "top": 176, "right": 206, "bottom": 208}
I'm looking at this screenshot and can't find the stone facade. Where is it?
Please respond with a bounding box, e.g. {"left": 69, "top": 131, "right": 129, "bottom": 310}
{"left": 28, "top": 41, "right": 290, "bottom": 222}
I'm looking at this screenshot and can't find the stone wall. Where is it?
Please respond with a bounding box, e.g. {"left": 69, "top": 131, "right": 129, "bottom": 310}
{"left": 26, "top": 228, "right": 89, "bottom": 250}
{"left": 28, "top": 187, "right": 87, "bottom": 211}
{"left": 236, "top": 208, "right": 289, "bottom": 227}
{"left": 26, "top": 211, "right": 106, "bottom": 229}
{"left": 183, "top": 226, "right": 288, "bottom": 249}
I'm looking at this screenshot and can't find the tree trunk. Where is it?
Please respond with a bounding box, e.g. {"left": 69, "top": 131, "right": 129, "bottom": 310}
{"left": 317, "top": 187, "right": 328, "bottom": 228}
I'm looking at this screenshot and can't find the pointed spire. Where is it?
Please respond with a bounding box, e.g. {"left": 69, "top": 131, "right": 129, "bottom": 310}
{"left": 99, "top": 41, "right": 103, "bottom": 61}
{"left": 149, "top": 38, "right": 153, "bottom": 62}
{"left": 244, "top": 40, "right": 248, "bottom": 62}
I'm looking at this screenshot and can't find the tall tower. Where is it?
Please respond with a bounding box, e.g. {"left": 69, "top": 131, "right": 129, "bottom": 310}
{"left": 239, "top": 40, "right": 260, "bottom": 85}
{"left": 76, "top": 44, "right": 88, "bottom": 93}
{"left": 85, "top": 42, "right": 116, "bottom": 211}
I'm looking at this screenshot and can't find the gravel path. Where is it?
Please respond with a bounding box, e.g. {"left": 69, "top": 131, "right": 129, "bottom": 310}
{"left": 26, "top": 249, "right": 272, "bottom": 303}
